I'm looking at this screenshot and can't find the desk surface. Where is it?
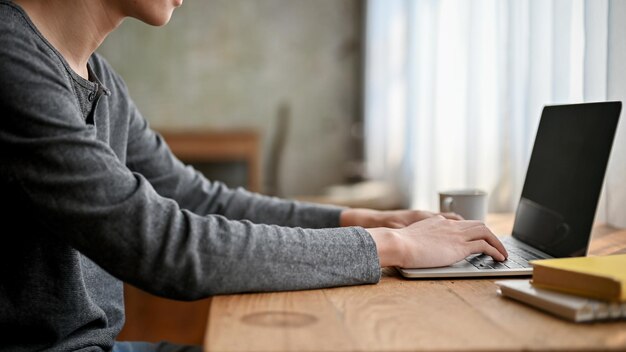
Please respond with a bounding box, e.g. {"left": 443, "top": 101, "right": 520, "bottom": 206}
{"left": 203, "top": 214, "right": 626, "bottom": 351}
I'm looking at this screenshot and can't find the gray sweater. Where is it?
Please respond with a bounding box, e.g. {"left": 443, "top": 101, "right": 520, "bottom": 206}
{"left": 0, "top": 2, "right": 380, "bottom": 351}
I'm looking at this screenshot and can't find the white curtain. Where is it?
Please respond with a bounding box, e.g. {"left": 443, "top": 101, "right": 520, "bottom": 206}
{"left": 365, "top": 0, "right": 609, "bottom": 213}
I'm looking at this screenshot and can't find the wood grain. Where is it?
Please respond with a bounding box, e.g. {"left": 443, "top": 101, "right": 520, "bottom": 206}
{"left": 204, "top": 215, "right": 626, "bottom": 352}
{"left": 206, "top": 290, "right": 357, "bottom": 351}
{"left": 118, "top": 285, "right": 211, "bottom": 345}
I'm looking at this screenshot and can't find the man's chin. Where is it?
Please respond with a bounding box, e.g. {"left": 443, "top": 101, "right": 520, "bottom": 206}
{"left": 142, "top": 11, "right": 174, "bottom": 27}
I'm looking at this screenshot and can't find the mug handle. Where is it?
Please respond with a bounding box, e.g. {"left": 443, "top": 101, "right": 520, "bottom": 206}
{"left": 442, "top": 196, "right": 454, "bottom": 213}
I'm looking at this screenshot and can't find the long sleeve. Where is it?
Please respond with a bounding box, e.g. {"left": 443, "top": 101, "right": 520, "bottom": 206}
{"left": 0, "top": 10, "right": 380, "bottom": 302}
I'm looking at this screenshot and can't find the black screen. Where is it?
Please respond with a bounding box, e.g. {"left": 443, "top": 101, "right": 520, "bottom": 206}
{"left": 512, "top": 102, "right": 621, "bottom": 258}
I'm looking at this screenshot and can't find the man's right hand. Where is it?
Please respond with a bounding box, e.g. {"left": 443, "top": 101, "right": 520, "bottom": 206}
{"left": 366, "top": 216, "right": 508, "bottom": 268}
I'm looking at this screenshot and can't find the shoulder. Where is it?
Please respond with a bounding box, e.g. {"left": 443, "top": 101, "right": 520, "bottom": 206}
{"left": 0, "top": 1, "right": 33, "bottom": 32}
{"left": 0, "top": 2, "right": 85, "bottom": 130}
{"left": 0, "top": 1, "right": 62, "bottom": 65}
{"left": 0, "top": 1, "right": 71, "bottom": 90}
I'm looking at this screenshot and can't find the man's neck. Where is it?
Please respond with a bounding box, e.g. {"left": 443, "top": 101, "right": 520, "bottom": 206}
{"left": 14, "top": 0, "right": 124, "bottom": 80}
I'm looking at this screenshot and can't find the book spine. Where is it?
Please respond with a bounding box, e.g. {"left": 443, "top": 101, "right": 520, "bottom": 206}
{"left": 532, "top": 266, "right": 622, "bottom": 302}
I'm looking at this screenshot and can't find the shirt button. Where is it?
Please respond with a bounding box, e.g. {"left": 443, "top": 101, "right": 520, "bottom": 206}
{"left": 88, "top": 92, "right": 95, "bottom": 101}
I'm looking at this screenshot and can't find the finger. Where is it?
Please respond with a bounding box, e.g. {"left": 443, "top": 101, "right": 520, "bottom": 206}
{"left": 441, "top": 212, "right": 464, "bottom": 220}
{"left": 462, "top": 226, "right": 508, "bottom": 258}
{"left": 466, "top": 240, "right": 506, "bottom": 261}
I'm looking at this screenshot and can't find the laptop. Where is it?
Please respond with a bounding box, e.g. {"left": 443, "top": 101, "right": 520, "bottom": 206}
{"left": 399, "top": 101, "right": 622, "bottom": 278}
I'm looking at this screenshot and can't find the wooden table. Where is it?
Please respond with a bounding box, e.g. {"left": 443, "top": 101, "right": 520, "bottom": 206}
{"left": 203, "top": 214, "right": 626, "bottom": 351}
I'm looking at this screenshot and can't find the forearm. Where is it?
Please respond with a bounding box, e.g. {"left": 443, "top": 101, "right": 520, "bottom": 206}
{"left": 3, "top": 108, "right": 379, "bottom": 298}
{"left": 175, "top": 172, "right": 345, "bottom": 228}
{"left": 212, "top": 186, "right": 345, "bottom": 228}
{"left": 126, "top": 119, "right": 344, "bottom": 228}
{"left": 11, "top": 158, "right": 381, "bottom": 298}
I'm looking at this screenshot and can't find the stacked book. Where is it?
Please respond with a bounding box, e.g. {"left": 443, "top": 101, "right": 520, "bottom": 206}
{"left": 496, "top": 254, "right": 626, "bottom": 322}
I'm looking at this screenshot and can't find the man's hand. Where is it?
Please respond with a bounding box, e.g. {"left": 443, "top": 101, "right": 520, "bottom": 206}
{"left": 340, "top": 208, "right": 463, "bottom": 229}
{"left": 366, "top": 216, "right": 508, "bottom": 268}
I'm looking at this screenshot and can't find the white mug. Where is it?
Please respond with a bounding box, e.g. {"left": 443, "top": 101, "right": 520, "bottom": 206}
{"left": 439, "top": 189, "right": 488, "bottom": 221}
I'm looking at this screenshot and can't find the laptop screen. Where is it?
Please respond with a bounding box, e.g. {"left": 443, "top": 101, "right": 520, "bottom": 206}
{"left": 512, "top": 102, "right": 621, "bottom": 258}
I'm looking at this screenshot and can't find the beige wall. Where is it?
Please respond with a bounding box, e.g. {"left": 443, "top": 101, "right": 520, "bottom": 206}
{"left": 98, "top": 0, "right": 363, "bottom": 197}
{"left": 606, "top": 0, "right": 626, "bottom": 228}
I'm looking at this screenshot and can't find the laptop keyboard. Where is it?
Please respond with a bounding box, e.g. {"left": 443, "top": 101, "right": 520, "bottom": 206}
{"left": 465, "top": 237, "right": 547, "bottom": 270}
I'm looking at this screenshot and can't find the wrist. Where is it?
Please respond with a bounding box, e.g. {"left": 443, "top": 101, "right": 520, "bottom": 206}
{"left": 340, "top": 208, "right": 382, "bottom": 228}
{"left": 366, "top": 227, "right": 402, "bottom": 267}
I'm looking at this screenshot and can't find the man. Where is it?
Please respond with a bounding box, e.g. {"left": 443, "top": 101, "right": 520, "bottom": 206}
{"left": 0, "top": 0, "right": 508, "bottom": 351}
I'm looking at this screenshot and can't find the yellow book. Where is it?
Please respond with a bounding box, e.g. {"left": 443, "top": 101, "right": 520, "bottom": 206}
{"left": 531, "top": 254, "right": 626, "bottom": 302}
